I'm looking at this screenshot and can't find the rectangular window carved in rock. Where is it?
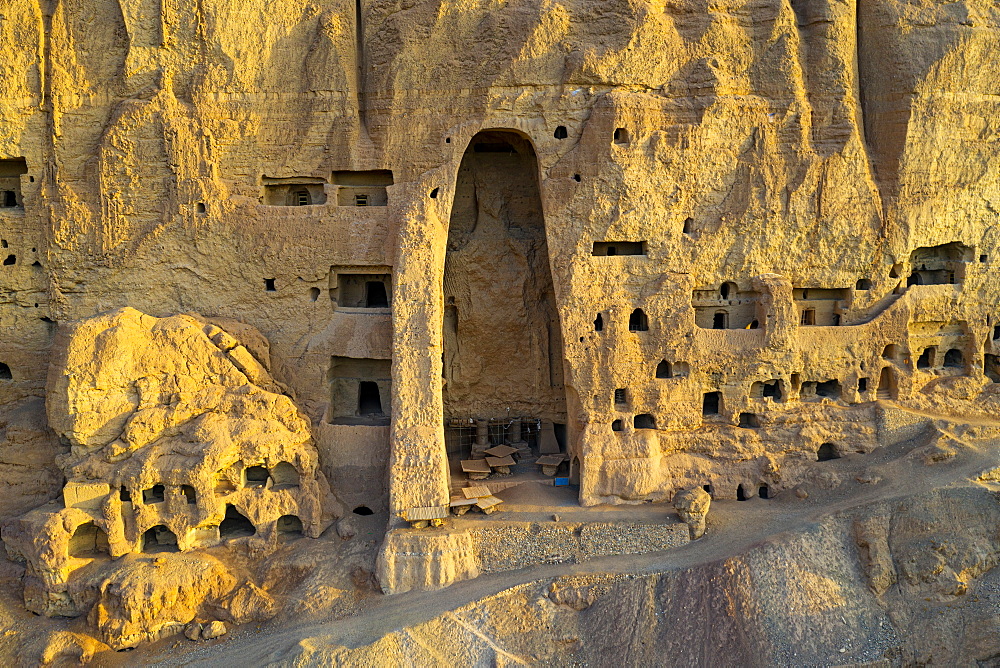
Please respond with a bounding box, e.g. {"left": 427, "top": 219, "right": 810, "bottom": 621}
{"left": 0, "top": 158, "right": 27, "bottom": 209}
{"left": 333, "top": 273, "right": 392, "bottom": 309}
{"left": 261, "top": 176, "right": 327, "bottom": 206}
{"left": 333, "top": 170, "right": 393, "bottom": 206}
{"left": 592, "top": 241, "right": 646, "bottom": 256}
{"left": 328, "top": 356, "right": 391, "bottom": 425}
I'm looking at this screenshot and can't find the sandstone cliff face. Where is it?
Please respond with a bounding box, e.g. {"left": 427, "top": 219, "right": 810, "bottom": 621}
{"left": 0, "top": 0, "right": 995, "bottom": 521}
{"left": 0, "top": 0, "right": 999, "bottom": 660}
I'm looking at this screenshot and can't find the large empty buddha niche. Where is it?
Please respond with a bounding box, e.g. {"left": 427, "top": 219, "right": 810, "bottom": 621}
{"left": 442, "top": 130, "right": 567, "bottom": 424}
{"left": 592, "top": 241, "right": 646, "bottom": 256}
{"left": 68, "top": 522, "right": 109, "bottom": 558}
{"left": 334, "top": 273, "right": 392, "bottom": 308}
{"left": 328, "top": 356, "right": 391, "bottom": 425}
{"left": 0, "top": 159, "right": 27, "bottom": 208}
{"left": 261, "top": 177, "right": 327, "bottom": 206}
{"left": 908, "top": 242, "right": 970, "bottom": 285}
{"left": 692, "top": 284, "right": 762, "bottom": 329}
{"left": 333, "top": 170, "right": 393, "bottom": 206}
{"left": 220, "top": 505, "right": 256, "bottom": 539}
{"left": 142, "top": 525, "right": 179, "bottom": 553}
{"left": 702, "top": 392, "right": 721, "bottom": 416}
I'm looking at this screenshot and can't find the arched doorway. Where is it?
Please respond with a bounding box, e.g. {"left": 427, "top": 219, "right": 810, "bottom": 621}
{"left": 442, "top": 130, "right": 567, "bottom": 455}
{"left": 877, "top": 366, "right": 896, "bottom": 400}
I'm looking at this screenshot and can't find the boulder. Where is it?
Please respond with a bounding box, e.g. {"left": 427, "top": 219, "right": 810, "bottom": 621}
{"left": 673, "top": 487, "right": 712, "bottom": 540}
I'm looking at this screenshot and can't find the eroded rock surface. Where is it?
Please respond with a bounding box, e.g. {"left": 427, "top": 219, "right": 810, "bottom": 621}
{"left": 673, "top": 487, "right": 711, "bottom": 539}
{"left": 2, "top": 308, "right": 341, "bottom": 648}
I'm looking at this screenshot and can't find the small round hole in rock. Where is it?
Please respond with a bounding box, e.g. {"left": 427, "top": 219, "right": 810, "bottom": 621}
{"left": 309, "top": 287, "right": 320, "bottom": 301}
{"left": 429, "top": 188, "right": 439, "bottom": 199}
{"left": 353, "top": 505, "right": 374, "bottom": 516}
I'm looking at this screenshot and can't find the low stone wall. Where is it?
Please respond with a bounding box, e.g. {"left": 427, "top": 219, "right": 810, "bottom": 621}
{"left": 377, "top": 520, "right": 688, "bottom": 594}
{"left": 469, "top": 521, "right": 689, "bottom": 573}
{"left": 876, "top": 405, "right": 933, "bottom": 446}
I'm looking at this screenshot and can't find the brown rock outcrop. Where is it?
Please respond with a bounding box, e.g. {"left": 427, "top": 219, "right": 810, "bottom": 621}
{"left": 673, "top": 487, "right": 712, "bottom": 539}
{"left": 88, "top": 553, "right": 235, "bottom": 650}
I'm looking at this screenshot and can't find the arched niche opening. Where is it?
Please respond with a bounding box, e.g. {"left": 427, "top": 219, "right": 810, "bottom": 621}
{"left": 629, "top": 309, "right": 649, "bottom": 332}
{"left": 276, "top": 514, "right": 304, "bottom": 539}
{"left": 219, "top": 504, "right": 256, "bottom": 539}
{"left": 68, "top": 522, "right": 109, "bottom": 558}
{"left": 817, "top": 442, "right": 840, "bottom": 461}
{"left": 877, "top": 366, "right": 897, "bottom": 400}
{"left": 944, "top": 348, "right": 964, "bottom": 368}
{"left": 142, "top": 525, "right": 179, "bottom": 553}
{"left": 442, "top": 130, "right": 567, "bottom": 432}
{"left": 271, "top": 462, "right": 300, "bottom": 488}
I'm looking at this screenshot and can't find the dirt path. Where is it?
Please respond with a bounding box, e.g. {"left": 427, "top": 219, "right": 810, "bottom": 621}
{"left": 138, "top": 422, "right": 1000, "bottom": 667}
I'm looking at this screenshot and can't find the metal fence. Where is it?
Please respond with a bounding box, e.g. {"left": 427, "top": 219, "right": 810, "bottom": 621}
{"left": 444, "top": 416, "right": 540, "bottom": 457}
